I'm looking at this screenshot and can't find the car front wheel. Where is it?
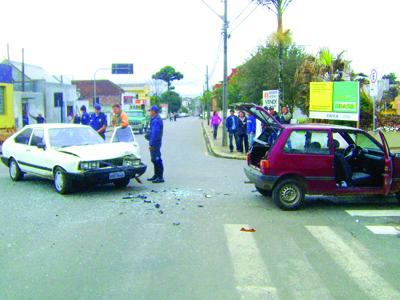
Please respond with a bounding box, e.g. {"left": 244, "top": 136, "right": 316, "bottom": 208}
{"left": 273, "top": 178, "right": 305, "bottom": 210}
{"left": 114, "top": 178, "right": 130, "bottom": 188}
{"left": 9, "top": 158, "right": 24, "bottom": 181}
{"left": 53, "top": 167, "right": 72, "bottom": 194}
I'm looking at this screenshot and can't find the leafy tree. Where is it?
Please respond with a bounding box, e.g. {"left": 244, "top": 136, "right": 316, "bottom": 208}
{"left": 150, "top": 95, "right": 161, "bottom": 107}
{"left": 152, "top": 66, "right": 184, "bottom": 91}
{"left": 160, "top": 91, "right": 182, "bottom": 113}
{"left": 252, "top": 0, "right": 293, "bottom": 33}
{"left": 382, "top": 73, "right": 398, "bottom": 85}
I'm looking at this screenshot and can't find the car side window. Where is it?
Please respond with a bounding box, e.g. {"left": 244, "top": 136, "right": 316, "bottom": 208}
{"left": 30, "top": 129, "right": 45, "bottom": 147}
{"left": 15, "top": 128, "right": 33, "bottom": 145}
{"left": 284, "top": 130, "right": 330, "bottom": 155}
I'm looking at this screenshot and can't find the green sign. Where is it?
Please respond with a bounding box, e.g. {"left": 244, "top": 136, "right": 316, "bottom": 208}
{"left": 333, "top": 82, "right": 359, "bottom": 113}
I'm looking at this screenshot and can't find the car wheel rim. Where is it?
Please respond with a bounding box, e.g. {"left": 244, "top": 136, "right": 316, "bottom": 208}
{"left": 55, "top": 171, "right": 64, "bottom": 191}
{"left": 10, "top": 161, "right": 17, "bottom": 179}
{"left": 280, "top": 184, "right": 300, "bottom": 204}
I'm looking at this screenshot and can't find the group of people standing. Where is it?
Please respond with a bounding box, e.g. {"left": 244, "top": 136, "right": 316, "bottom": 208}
{"left": 210, "top": 105, "right": 292, "bottom": 154}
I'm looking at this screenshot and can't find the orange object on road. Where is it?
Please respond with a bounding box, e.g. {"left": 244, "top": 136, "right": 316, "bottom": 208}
{"left": 240, "top": 227, "right": 256, "bottom": 232}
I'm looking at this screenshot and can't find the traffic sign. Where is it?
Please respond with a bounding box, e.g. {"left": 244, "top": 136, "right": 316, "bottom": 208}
{"left": 370, "top": 69, "right": 378, "bottom": 98}
{"left": 112, "top": 64, "right": 134, "bottom": 75}
{"left": 370, "top": 69, "right": 378, "bottom": 84}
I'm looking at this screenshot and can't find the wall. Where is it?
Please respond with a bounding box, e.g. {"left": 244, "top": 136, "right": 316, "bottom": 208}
{"left": 0, "top": 83, "right": 14, "bottom": 129}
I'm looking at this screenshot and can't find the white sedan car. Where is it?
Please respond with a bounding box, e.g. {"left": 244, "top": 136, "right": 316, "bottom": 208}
{"left": 1, "top": 124, "right": 147, "bottom": 194}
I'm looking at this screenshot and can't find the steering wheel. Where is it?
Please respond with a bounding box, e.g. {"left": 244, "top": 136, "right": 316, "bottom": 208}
{"left": 344, "top": 144, "right": 362, "bottom": 161}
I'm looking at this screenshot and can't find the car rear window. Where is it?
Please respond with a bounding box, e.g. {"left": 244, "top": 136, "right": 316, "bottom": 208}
{"left": 284, "top": 130, "right": 330, "bottom": 155}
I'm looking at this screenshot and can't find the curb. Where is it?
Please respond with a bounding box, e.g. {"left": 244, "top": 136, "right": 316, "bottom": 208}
{"left": 201, "top": 122, "right": 246, "bottom": 160}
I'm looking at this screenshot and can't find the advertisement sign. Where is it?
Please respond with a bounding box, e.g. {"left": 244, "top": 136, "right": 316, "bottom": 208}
{"left": 262, "top": 90, "right": 280, "bottom": 111}
{"left": 309, "top": 81, "right": 359, "bottom": 121}
{"left": 370, "top": 69, "right": 378, "bottom": 98}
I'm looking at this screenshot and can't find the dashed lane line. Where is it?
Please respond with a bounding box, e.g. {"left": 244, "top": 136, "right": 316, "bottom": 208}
{"left": 366, "top": 225, "right": 400, "bottom": 235}
{"left": 306, "top": 226, "right": 400, "bottom": 300}
{"left": 345, "top": 209, "right": 400, "bottom": 217}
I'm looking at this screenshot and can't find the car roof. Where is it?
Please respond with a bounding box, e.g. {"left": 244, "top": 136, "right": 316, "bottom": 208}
{"left": 24, "top": 123, "right": 89, "bottom": 130}
{"left": 283, "top": 123, "right": 363, "bottom": 131}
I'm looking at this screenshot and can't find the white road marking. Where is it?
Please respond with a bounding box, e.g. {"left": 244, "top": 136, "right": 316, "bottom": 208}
{"left": 345, "top": 209, "right": 400, "bottom": 217}
{"left": 366, "top": 225, "right": 400, "bottom": 235}
{"left": 224, "top": 224, "right": 278, "bottom": 300}
{"left": 306, "top": 226, "right": 400, "bottom": 300}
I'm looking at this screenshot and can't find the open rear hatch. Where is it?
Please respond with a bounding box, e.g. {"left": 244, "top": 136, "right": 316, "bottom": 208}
{"left": 236, "top": 103, "right": 283, "bottom": 167}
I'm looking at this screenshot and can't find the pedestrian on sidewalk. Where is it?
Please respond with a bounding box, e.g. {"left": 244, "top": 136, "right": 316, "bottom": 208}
{"left": 90, "top": 104, "right": 107, "bottom": 139}
{"left": 226, "top": 109, "right": 239, "bottom": 153}
{"left": 247, "top": 111, "right": 256, "bottom": 147}
{"left": 145, "top": 105, "right": 165, "bottom": 183}
{"left": 237, "top": 111, "right": 249, "bottom": 153}
{"left": 210, "top": 111, "right": 222, "bottom": 140}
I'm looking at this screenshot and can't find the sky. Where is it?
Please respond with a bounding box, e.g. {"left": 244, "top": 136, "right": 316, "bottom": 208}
{"left": 1, "top": 0, "right": 399, "bottom": 97}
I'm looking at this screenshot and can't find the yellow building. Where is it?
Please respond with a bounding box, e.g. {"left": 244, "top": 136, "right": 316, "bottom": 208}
{"left": 0, "top": 82, "right": 15, "bottom": 142}
{"left": 119, "top": 83, "right": 151, "bottom": 108}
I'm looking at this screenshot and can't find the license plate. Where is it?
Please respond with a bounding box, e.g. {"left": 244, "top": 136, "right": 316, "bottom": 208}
{"left": 109, "top": 171, "right": 125, "bottom": 180}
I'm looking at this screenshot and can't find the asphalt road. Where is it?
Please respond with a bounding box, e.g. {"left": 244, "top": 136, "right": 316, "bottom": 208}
{"left": 0, "top": 117, "right": 399, "bottom": 300}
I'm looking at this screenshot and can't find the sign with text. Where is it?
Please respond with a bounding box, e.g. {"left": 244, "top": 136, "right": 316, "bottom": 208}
{"left": 262, "top": 90, "right": 280, "bottom": 111}
{"left": 112, "top": 63, "right": 134, "bottom": 75}
{"left": 309, "top": 81, "right": 359, "bottom": 121}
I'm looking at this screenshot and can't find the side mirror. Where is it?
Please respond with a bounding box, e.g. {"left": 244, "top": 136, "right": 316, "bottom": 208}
{"left": 37, "top": 143, "right": 46, "bottom": 150}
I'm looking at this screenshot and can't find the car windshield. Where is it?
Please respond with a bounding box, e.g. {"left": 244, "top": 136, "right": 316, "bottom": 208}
{"left": 127, "top": 111, "right": 143, "bottom": 118}
{"left": 48, "top": 127, "right": 105, "bottom": 148}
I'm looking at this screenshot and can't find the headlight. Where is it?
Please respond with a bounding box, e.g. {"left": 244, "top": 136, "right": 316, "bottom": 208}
{"left": 80, "top": 161, "right": 100, "bottom": 170}
{"left": 123, "top": 158, "right": 141, "bottom": 167}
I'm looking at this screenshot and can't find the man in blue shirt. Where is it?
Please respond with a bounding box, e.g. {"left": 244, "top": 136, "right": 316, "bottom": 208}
{"left": 80, "top": 105, "right": 91, "bottom": 125}
{"left": 90, "top": 104, "right": 107, "bottom": 139}
{"left": 246, "top": 111, "right": 257, "bottom": 146}
{"left": 145, "top": 105, "right": 164, "bottom": 183}
{"left": 226, "top": 109, "right": 239, "bottom": 152}
{"left": 22, "top": 112, "right": 29, "bottom": 127}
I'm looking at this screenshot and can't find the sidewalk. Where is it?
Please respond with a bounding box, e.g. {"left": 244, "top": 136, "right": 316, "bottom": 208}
{"left": 201, "top": 121, "right": 246, "bottom": 160}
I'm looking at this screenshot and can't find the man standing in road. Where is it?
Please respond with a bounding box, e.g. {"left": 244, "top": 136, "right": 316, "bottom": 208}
{"left": 226, "top": 109, "right": 239, "bottom": 153}
{"left": 80, "top": 105, "right": 91, "bottom": 126}
{"left": 29, "top": 112, "right": 45, "bottom": 124}
{"left": 145, "top": 105, "right": 164, "bottom": 183}
{"left": 90, "top": 104, "right": 107, "bottom": 139}
{"left": 111, "top": 103, "right": 129, "bottom": 128}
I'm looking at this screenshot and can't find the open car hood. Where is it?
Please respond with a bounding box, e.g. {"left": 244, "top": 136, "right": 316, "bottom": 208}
{"left": 236, "top": 103, "right": 283, "bottom": 129}
{"left": 57, "top": 143, "right": 140, "bottom": 161}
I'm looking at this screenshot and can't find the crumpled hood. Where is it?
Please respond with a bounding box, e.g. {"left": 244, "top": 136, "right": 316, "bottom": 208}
{"left": 57, "top": 143, "right": 141, "bottom": 161}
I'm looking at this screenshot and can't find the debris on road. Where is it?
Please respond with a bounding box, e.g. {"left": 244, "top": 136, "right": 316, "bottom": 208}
{"left": 205, "top": 194, "right": 211, "bottom": 198}
{"left": 159, "top": 210, "right": 164, "bottom": 214}
{"left": 198, "top": 205, "right": 204, "bottom": 208}
{"left": 155, "top": 203, "right": 160, "bottom": 209}
{"left": 173, "top": 222, "right": 181, "bottom": 226}
{"left": 144, "top": 199, "right": 151, "bottom": 203}
{"left": 240, "top": 227, "right": 256, "bottom": 232}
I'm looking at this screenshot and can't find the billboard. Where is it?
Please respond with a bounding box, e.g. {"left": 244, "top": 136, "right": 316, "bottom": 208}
{"left": 309, "top": 81, "right": 359, "bottom": 121}
{"left": 262, "top": 90, "right": 280, "bottom": 111}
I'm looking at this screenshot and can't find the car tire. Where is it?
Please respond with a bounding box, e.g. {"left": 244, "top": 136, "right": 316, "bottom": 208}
{"left": 114, "top": 178, "right": 130, "bottom": 188}
{"left": 256, "top": 187, "right": 272, "bottom": 197}
{"left": 53, "top": 167, "right": 72, "bottom": 194}
{"left": 9, "top": 158, "right": 24, "bottom": 181}
{"left": 272, "top": 178, "right": 305, "bottom": 210}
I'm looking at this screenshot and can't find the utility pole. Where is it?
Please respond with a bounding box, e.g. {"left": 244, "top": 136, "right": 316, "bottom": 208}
{"left": 206, "top": 64, "right": 210, "bottom": 125}
{"left": 22, "top": 48, "right": 25, "bottom": 92}
{"left": 222, "top": 0, "right": 228, "bottom": 147}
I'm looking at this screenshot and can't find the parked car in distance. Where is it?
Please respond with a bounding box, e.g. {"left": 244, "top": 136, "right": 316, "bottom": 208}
{"left": 126, "top": 109, "right": 149, "bottom": 134}
{"left": 239, "top": 103, "right": 400, "bottom": 210}
{"left": 1, "top": 124, "right": 147, "bottom": 194}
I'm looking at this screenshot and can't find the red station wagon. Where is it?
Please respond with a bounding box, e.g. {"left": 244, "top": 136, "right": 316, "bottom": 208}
{"left": 240, "top": 104, "right": 400, "bottom": 210}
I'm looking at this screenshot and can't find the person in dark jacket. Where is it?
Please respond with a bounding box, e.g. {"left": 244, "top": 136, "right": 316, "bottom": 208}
{"left": 145, "top": 105, "right": 164, "bottom": 183}
{"left": 237, "top": 111, "right": 249, "bottom": 153}
{"left": 90, "top": 104, "right": 107, "bottom": 139}
{"left": 279, "top": 106, "right": 292, "bottom": 124}
{"left": 73, "top": 112, "right": 81, "bottom": 124}
{"left": 80, "top": 105, "right": 91, "bottom": 125}
{"left": 29, "top": 113, "right": 45, "bottom": 124}
{"left": 22, "top": 112, "right": 29, "bottom": 126}
{"left": 226, "top": 109, "right": 239, "bottom": 152}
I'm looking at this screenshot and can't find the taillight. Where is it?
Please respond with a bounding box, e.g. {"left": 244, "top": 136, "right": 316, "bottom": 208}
{"left": 260, "top": 159, "right": 270, "bottom": 174}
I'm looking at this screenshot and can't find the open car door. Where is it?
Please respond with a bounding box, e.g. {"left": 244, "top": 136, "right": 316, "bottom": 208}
{"left": 110, "top": 126, "right": 135, "bottom": 143}
{"left": 379, "top": 130, "right": 393, "bottom": 195}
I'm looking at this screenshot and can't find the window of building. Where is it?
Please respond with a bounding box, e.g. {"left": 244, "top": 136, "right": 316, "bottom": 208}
{"left": 15, "top": 128, "right": 33, "bottom": 145}
{"left": 0, "top": 86, "right": 5, "bottom": 115}
{"left": 284, "top": 130, "right": 330, "bottom": 155}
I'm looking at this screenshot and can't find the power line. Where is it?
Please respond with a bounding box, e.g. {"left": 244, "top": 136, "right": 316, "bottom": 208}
{"left": 209, "top": 34, "right": 223, "bottom": 81}
{"left": 231, "top": 2, "right": 253, "bottom": 25}
{"left": 229, "top": 5, "right": 258, "bottom": 35}
{"left": 199, "top": 0, "right": 223, "bottom": 20}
